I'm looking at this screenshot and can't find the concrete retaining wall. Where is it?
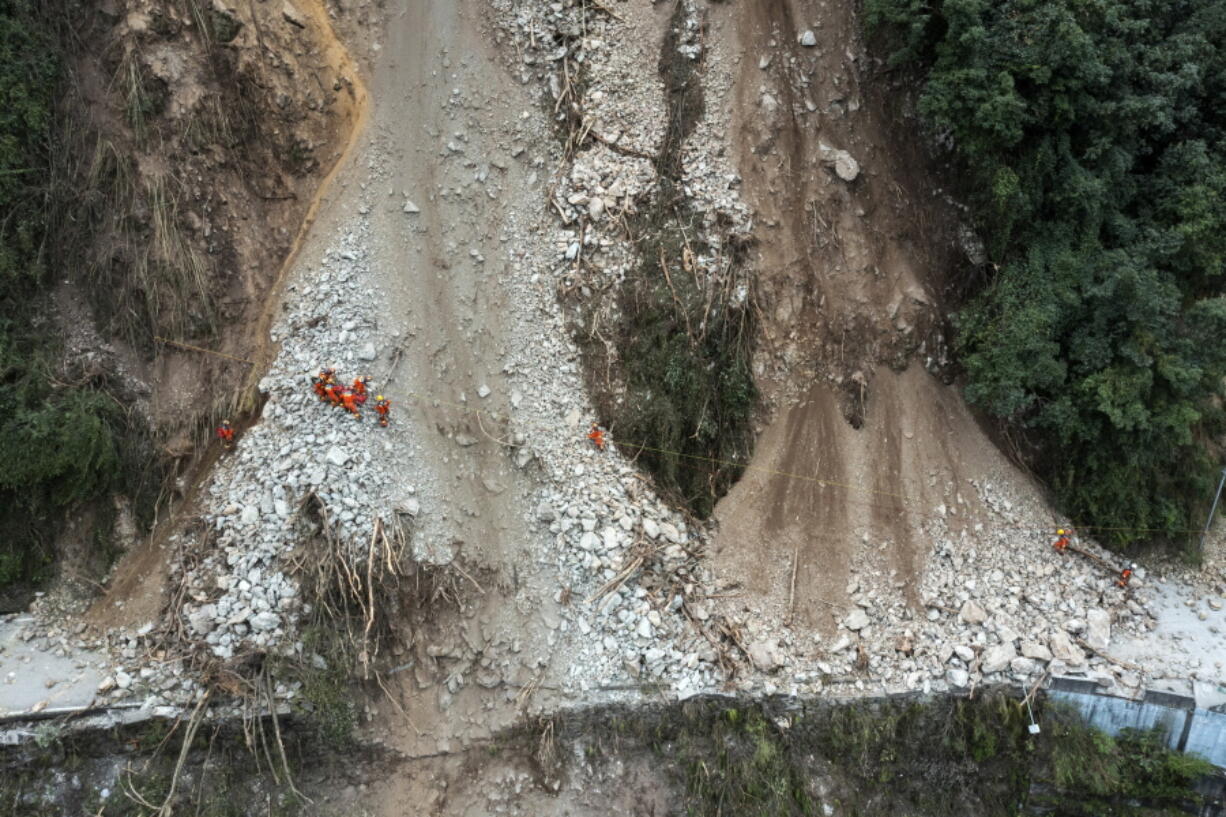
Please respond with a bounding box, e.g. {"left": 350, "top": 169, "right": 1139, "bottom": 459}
{"left": 1049, "top": 676, "right": 1226, "bottom": 768}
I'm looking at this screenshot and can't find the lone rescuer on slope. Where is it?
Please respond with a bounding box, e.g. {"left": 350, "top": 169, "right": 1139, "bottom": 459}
{"left": 587, "top": 422, "right": 605, "bottom": 451}
{"left": 1053, "top": 529, "right": 1070, "bottom": 552}
{"left": 374, "top": 395, "right": 391, "bottom": 427}
{"left": 217, "top": 419, "right": 235, "bottom": 450}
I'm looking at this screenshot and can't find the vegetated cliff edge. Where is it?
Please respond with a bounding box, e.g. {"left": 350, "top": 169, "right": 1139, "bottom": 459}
{"left": 0, "top": 0, "right": 365, "bottom": 613}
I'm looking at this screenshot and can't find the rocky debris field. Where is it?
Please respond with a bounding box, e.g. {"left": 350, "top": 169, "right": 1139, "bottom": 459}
{"left": 5, "top": 0, "right": 1225, "bottom": 731}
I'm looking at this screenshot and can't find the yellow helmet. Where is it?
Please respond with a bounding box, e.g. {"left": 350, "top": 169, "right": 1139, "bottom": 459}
{"left": 375, "top": 395, "right": 384, "bottom": 401}
{"left": 1057, "top": 529, "right": 1065, "bottom": 535}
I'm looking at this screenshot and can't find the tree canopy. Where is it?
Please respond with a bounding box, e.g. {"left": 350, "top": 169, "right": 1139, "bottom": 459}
{"left": 867, "top": 0, "right": 1226, "bottom": 549}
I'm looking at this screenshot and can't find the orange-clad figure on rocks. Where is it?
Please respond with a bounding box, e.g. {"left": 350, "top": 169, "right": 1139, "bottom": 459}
{"left": 341, "top": 388, "right": 361, "bottom": 418}
{"left": 1053, "top": 529, "right": 1070, "bottom": 552}
{"left": 587, "top": 422, "right": 605, "bottom": 451}
{"left": 217, "top": 420, "right": 235, "bottom": 450}
{"left": 312, "top": 375, "right": 328, "bottom": 402}
{"left": 352, "top": 376, "right": 370, "bottom": 404}
{"left": 374, "top": 395, "right": 391, "bottom": 428}
{"left": 1117, "top": 563, "right": 1136, "bottom": 588}
{"left": 325, "top": 381, "right": 344, "bottom": 407}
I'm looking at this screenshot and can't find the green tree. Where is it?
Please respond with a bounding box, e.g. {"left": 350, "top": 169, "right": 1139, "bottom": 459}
{"left": 868, "top": 0, "right": 1226, "bottom": 548}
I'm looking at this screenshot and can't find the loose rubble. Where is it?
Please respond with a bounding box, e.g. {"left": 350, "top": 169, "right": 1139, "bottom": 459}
{"left": 6, "top": 0, "right": 1225, "bottom": 725}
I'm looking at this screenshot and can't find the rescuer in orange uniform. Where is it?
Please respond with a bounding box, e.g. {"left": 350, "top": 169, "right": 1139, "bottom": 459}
{"left": 374, "top": 395, "right": 391, "bottom": 428}
{"left": 352, "top": 376, "right": 371, "bottom": 405}
{"left": 1053, "top": 529, "right": 1070, "bottom": 552}
{"left": 587, "top": 422, "right": 605, "bottom": 451}
{"left": 325, "top": 381, "right": 344, "bottom": 407}
{"left": 340, "top": 388, "right": 361, "bottom": 418}
{"left": 217, "top": 420, "right": 235, "bottom": 450}
{"left": 1117, "top": 563, "right": 1136, "bottom": 588}
{"left": 312, "top": 375, "right": 329, "bottom": 401}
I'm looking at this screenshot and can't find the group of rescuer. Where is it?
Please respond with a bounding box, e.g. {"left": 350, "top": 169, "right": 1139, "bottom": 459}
{"left": 1052, "top": 528, "right": 1136, "bottom": 588}
{"left": 311, "top": 367, "right": 391, "bottom": 426}
{"left": 215, "top": 368, "right": 392, "bottom": 450}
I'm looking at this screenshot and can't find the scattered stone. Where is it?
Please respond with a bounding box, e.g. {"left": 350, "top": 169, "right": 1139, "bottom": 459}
{"left": 946, "top": 668, "right": 969, "bottom": 688}
{"left": 403, "top": 200, "right": 420, "bottom": 214}
{"left": 799, "top": 29, "right": 817, "bottom": 47}
{"left": 325, "top": 446, "right": 349, "bottom": 467}
{"left": 358, "top": 343, "right": 377, "bottom": 361}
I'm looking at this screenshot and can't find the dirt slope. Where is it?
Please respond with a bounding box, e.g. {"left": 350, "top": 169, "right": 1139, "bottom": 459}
{"left": 707, "top": 0, "right": 1018, "bottom": 631}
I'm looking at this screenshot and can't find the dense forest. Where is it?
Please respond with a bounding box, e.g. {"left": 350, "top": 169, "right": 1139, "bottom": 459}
{"left": 868, "top": 0, "right": 1226, "bottom": 549}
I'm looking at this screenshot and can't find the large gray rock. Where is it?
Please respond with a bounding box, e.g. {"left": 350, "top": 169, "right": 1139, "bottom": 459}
{"left": 818, "top": 143, "right": 861, "bottom": 182}
{"left": 946, "top": 667, "right": 970, "bottom": 688}
{"left": 959, "top": 600, "right": 988, "bottom": 624}
{"left": 281, "top": 0, "right": 306, "bottom": 28}
{"left": 1048, "top": 630, "right": 1085, "bottom": 666}
{"left": 799, "top": 29, "right": 817, "bottom": 47}
{"left": 981, "top": 643, "right": 1017, "bottom": 674}
{"left": 325, "top": 446, "right": 349, "bottom": 467}
{"left": 1086, "top": 608, "right": 1111, "bottom": 651}
{"left": 844, "top": 608, "right": 871, "bottom": 631}
{"left": 1020, "top": 640, "right": 1053, "bottom": 662}
{"left": 748, "top": 638, "right": 782, "bottom": 673}
{"left": 535, "top": 501, "right": 557, "bottom": 523}
{"left": 187, "top": 604, "right": 217, "bottom": 636}
{"left": 249, "top": 611, "right": 281, "bottom": 632}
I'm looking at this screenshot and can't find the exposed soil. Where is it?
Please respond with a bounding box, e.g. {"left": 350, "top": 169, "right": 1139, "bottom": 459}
{"left": 707, "top": 0, "right": 1012, "bottom": 633}
{"left": 80, "top": 0, "right": 369, "bottom": 631}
